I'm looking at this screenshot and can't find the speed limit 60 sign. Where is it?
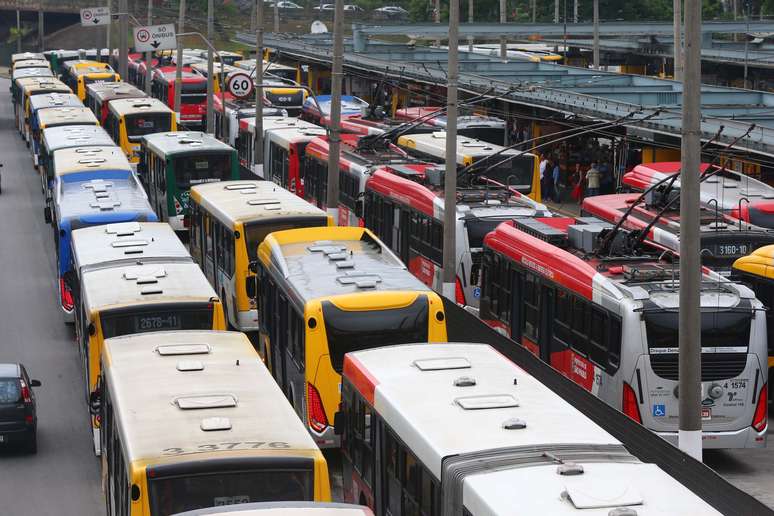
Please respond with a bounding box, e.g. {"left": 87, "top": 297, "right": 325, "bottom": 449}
{"left": 226, "top": 72, "right": 254, "bottom": 99}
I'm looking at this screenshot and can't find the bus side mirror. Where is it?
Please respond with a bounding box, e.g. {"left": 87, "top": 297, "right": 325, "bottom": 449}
{"left": 88, "top": 390, "right": 101, "bottom": 416}
{"left": 354, "top": 197, "right": 364, "bottom": 219}
{"left": 43, "top": 206, "right": 51, "bottom": 224}
{"left": 248, "top": 260, "right": 258, "bottom": 274}
{"left": 333, "top": 412, "right": 347, "bottom": 435}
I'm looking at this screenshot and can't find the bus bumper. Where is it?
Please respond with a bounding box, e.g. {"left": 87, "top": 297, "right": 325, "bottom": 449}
{"left": 236, "top": 310, "right": 260, "bottom": 332}
{"left": 311, "top": 425, "right": 340, "bottom": 449}
{"left": 655, "top": 425, "right": 767, "bottom": 449}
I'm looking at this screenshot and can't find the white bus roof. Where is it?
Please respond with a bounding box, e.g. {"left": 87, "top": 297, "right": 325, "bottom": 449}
{"left": 36, "top": 106, "right": 98, "bottom": 128}
{"left": 241, "top": 116, "right": 325, "bottom": 139}
{"left": 190, "top": 181, "right": 328, "bottom": 228}
{"left": 344, "top": 343, "right": 720, "bottom": 515}
{"left": 397, "top": 132, "right": 534, "bottom": 164}
{"left": 42, "top": 125, "right": 114, "bottom": 152}
{"left": 82, "top": 261, "right": 217, "bottom": 314}
{"left": 71, "top": 222, "right": 191, "bottom": 274}
{"left": 108, "top": 97, "right": 172, "bottom": 117}
{"left": 53, "top": 145, "right": 131, "bottom": 176}
{"left": 172, "top": 502, "right": 373, "bottom": 516}
{"left": 86, "top": 82, "right": 146, "bottom": 103}
{"left": 12, "top": 52, "right": 44, "bottom": 63}
{"left": 142, "top": 131, "right": 234, "bottom": 156}
{"left": 28, "top": 93, "right": 82, "bottom": 112}
{"left": 103, "top": 330, "right": 320, "bottom": 465}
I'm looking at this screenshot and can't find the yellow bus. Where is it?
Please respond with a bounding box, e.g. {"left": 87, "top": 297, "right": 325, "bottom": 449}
{"left": 60, "top": 60, "right": 113, "bottom": 93}
{"left": 256, "top": 226, "right": 448, "bottom": 447}
{"left": 105, "top": 97, "right": 177, "bottom": 167}
{"left": 190, "top": 61, "right": 236, "bottom": 95}
{"left": 190, "top": 181, "right": 332, "bottom": 335}
{"left": 74, "top": 260, "right": 225, "bottom": 448}
{"left": 16, "top": 77, "right": 71, "bottom": 137}
{"left": 98, "top": 330, "right": 331, "bottom": 515}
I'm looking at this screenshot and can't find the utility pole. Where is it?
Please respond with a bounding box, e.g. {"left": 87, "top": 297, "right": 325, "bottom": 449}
{"left": 531, "top": 0, "right": 536, "bottom": 22}
{"left": 678, "top": 0, "right": 702, "bottom": 463}
{"left": 593, "top": 0, "right": 599, "bottom": 69}
{"left": 744, "top": 4, "right": 750, "bottom": 89}
{"left": 37, "top": 7, "right": 43, "bottom": 53}
{"left": 574, "top": 0, "right": 578, "bottom": 23}
{"left": 274, "top": 1, "right": 280, "bottom": 32}
{"left": 467, "top": 0, "right": 473, "bottom": 52}
{"left": 16, "top": 7, "right": 21, "bottom": 53}
{"left": 118, "top": 0, "right": 127, "bottom": 80}
{"left": 253, "top": 0, "right": 264, "bottom": 176}
{"left": 443, "top": 0, "right": 459, "bottom": 301}
{"left": 106, "top": 0, "right": 111, "bottom": 56}
{"left": 554, "top": 0, "right": 559, "bottom": 23}
{"left": 326, "top": 0, "right": 344, "bottom": 223}
{"left": 434, "top": 0, "right": 441, "bottom": 47}
{"left": 251, "top": 1, "right": 256, "bottom": 31}
{"left": 174, "top": 0, "right": 186, "bottom": 118}
{"left": 206, "top": 0, "right": 215, "bottom": 134}
{"left": 145, "top": 0, "right": 152, "bottom": 95}
{"left": 674, "top": 0, "right": 682, "bottom": 80}
{"left": 499, "top": 0, "right": 507, "bottom": 60}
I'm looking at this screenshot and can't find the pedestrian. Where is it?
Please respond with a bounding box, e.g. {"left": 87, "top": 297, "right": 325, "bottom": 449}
{"left": 541, "top": 157, "right": 554, "bottom": 202}
{"left": 586, "top": 162, "right": 602, "bottom": 198}
{"left": 552, "top": 161, "right": 562, "bottom": 203}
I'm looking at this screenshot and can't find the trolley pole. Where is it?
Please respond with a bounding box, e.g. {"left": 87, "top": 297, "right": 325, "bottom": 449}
{"left": 206, "top": 0, "right": 215, "bottom": 134}
{"left": 674, "top": 0, "right": 682, "bottom": 80}
{"left": 174, "top": 0, "right": 186, "bottom": 118}
{"left": 253, "top": 0, "right": 264, "bottom": 175}
{"left": 573, "top": 0, "right": 578, "bottom": 23}
{"left": 118, "top": 0, "right": 128, "bottom": 80}
{"left": 325, "top": 0, "right": 344, "bottom": 224}
{"left": 678, "top": 0, "right": 702, "bottom": 462}
{"left": 443, "top": 0, "right": 459, "bottom": 301}
{"left": 145, "top": 0, "right": 152, "bottom": 95}
{"left": 499, "top": 0, "right": 507, "bottom": 60}
{"left": 593, "top": 0, "right": 600, "bottom": 69}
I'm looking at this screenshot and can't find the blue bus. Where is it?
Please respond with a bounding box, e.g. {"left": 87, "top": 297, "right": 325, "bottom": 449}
{"left": 300, "top": 94, "right": 369, "bottom": 126}
{"left": 28, "top": 93, "right": 83, "bottom": 167}
{"left": 45, "top": 164, "right": 157, "bottom": 322}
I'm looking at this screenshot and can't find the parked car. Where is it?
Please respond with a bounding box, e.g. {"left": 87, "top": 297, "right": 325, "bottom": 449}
{"left": 273, "top": 1, "right": 303, "bottom": 9}
{"left": 313, "top": 3, "right": 334, "bottom": 10}
{"left": 374, "top": 5, "right": 408, "bottom": 18}
{"left": 344, "top": 4, "right": 364, "bottom": 12}
{"left": 0, "top": 363, "right": 41, "bottom": 453}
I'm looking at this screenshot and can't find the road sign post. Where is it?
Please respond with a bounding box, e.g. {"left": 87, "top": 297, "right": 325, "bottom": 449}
{"left": 226, "top": 71, "right": 254, "bottom": 99}
{"left": 81, "top": 6, "right": 111, "bottom": 27}
{"left": 133, "top": 23, "right": 177, "bottom": 53}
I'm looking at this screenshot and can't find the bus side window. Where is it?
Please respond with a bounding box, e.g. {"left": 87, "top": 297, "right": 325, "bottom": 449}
{"left": 608, "top": 315, "right": 622, "bottom": 372}
{"left": 522, "top": 272, "right": 540, "bottom": 342}
{"left": 570, "top": 296, "right": 589, "bottom": 357}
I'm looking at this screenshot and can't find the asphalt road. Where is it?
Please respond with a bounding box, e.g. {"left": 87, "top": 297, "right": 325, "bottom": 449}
{"left": 0, "top": 80, "right": 103, "bottom": 516}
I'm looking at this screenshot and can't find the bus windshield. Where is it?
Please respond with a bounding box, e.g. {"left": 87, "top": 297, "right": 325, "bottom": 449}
{"left": 100, "top": 304, "right": 214, "bottom": 338}
{"left": 245, "top": 216, "right": 329, "bottom": 261}
{"left": 644, "top": 310, "right": 751, "bottom": 352}
{"left": 459, "top": 127, "right": 505, "bottom": 146}
{"left": 476, "top": 155, "right": 534, "bottom": 193}
{"left": 323, "top": 295, "right": 429, "bottom": 372}
{"left": 126, "top": 113, "right": 172, "bottom": 141}
{"left": 149, "top": 469, "right": 312, "bottom": 515}
{"left": 174, "top": 154, "right": 232, "bottom": 190}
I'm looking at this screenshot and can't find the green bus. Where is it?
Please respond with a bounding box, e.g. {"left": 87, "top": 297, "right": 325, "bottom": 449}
{"left": 139, "top": 131, "right": 239, "bottom": 232}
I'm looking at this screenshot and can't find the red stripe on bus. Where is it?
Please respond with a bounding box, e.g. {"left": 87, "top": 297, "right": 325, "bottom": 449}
{"left": 343, "top": 354, "right": 379, "bottom": 406}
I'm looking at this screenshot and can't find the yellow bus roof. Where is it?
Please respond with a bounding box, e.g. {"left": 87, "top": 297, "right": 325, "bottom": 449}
{"left": 397, "top": 132, "right": 534, "bottom": 164}
{"left": 102, "top": 330, "right": 321, "bottom": 465}
{"left": 37, "top": 106, "right": 98, "bottom": 128}
{"left": 66, "top": 60, "right": 111, "bottom": 72}
{"left": 258, "top": 226, "right": 433, "bottom": 305}
{"left": 107, "top": 97, "right": 172, "bottom": 116}
{"left": 733, "top": 245, "right": 774, "bottom": 277}
{"left": 52, "top": 146, "right": 131, "bottom": 176}
{"left": 20, "top": 78, "right": 69, "bottom": 95}
{"left": 190, "top": 181, "right": 329, "bottom": 228}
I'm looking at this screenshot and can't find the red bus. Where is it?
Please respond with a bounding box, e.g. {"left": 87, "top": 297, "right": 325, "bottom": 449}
{"left": 624, "top": 161, "right": 774, "bottom": 229}
{"left": 85, "top": 82, "right": 146, "bottom": 125}
{"left": 479, "top": 216, "right": 768, "bottom": 449}
{"left": 150, "top": 68, "right": 206, "bottom": 128}
{"left": 581, "top": 193, "right": 774, "bottom": 271}
{"left": 364, "top": 165, "right": 550, "bottom": 311}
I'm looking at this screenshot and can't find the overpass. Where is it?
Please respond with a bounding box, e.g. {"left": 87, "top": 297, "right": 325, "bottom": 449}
{"left": 0, "top": 0, "right": 91, "bottom": 14}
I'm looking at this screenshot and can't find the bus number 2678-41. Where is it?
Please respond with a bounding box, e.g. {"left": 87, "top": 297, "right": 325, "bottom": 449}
{"left": 162, "top": 441, "right": 291, "bottom": 455}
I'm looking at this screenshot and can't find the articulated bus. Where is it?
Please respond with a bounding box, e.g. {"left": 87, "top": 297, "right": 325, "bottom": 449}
{"left": 86, "top": 82, "right": 146, "bottom": 125}
{"left": 140, "top": 132, "right": 238, "bottom": 231}
{"left": 189, "top": 181, "right": 331, "bottom": 333}
{"left": 16, "top": 78, "right": 71, "bottom": 135}
{"left": 256, "top": 226, "right": 448, "bottom": 446}
{"left": 131, "top": 57, "right": 159, "bottom": 92}
{"left": 581, "top": 193, "right": 774, "bottom": 272}
{"left": 105, "top": 97, "right": 177, "bottom": 167}
{"left": 39, "top": 126, "right": 115, "bottom": 196}
{"left": 47, "top": 149, "right": 158, "bottom": 321}
{"left": 99, "top": 330, "right": 331, "bottom": 515}
{"left": 479, "top": 217, "right": 767, "bottom": 449}
{"left": 172, "top": 502, "right": 373, "bottom": 516}
{"left": 32, "top": 107, "right": 99, "bottom": 167}
{"left": 364, "top": 166, "right": 550, "bottom": 313}
{"left": 75, "top": 261, "right": 225, "bottom": 447}
{"left": 397, "top": 132, "right": 542, "bottom": 202}
{"left": 27, "top": 92, "right": 82, "bottom": 163}
{"left": 235, "top": 116, "right": 324, "bottom": 179}
{"left": 151, "top": 69, "right": 207, "bottom": 128}
{"left": 624, "top": 161, "right": 774, "bottom": 229}
{"left": 339, "top": 343, "right": 721, "bottom": 515}
{"left": 394, "top": 107, "right": 507, "bottom": 145}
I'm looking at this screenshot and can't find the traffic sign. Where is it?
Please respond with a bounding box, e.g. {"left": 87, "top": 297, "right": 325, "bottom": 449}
{"left": 80, "top": 7, "right": 111, "bottom": 27}
{"left": 133, "top": 23, "right": 177, "bottom": 53}
{"left": 226, "top": 71, "right": 254, "bottom": 99}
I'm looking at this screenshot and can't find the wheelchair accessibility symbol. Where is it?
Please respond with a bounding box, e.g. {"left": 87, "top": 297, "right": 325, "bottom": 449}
{"left": 652, "top": 404, "right": 666, "bottom": 417}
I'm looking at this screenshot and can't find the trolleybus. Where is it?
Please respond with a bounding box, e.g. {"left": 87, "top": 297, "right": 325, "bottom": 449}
{"left": 189, "top": 181, "right": 331, "bottom": 333}
{"left": 105, "top": 97, "right": 177, "bottom": 166}
{"left": 364, "top": 166, "right": 550, "bottom": 312}
{"left": 256, "top": 226, "right": 448, "bottom": 446}
{"left": 394, "top": 107, "right": 507, "bottom": 145}
{"left": 479, "top": 216, "right": 768, "bottom": 449}
{"left": 85, "top": 82, "right": 146, "bottom": 125}
{"left": 339, "top": 343, "right": 722, "bottom": 515}
{"left": 213, "top": 95, "right": 286, "bottom": 148}
{"left": 98, "top": 330, "right": 331, "bottom": 514}
{"left": 140, "top": 131, "right": 239, "bottom": 231}
{"left": 301, "top": 95, "right": 369, "bottom": 126}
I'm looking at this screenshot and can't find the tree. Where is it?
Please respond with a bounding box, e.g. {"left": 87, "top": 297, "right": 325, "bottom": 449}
{"left": 6, "top": 25, "right": 32, "bottom": 46}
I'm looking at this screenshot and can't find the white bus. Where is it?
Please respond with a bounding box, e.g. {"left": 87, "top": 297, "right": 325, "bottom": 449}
{"left": 339, "top": 343, "right": 721, "bottom": 515}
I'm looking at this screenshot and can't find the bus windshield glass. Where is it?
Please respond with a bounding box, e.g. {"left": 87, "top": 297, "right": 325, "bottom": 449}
{"left": 476, "top": 155, "right": 534, "bottom": 193}
{"left": 100, "top": 305, "right": 214, "bottom": 338}
{"left": 126, "top": 113, "right": 172, "bottom": 141}
{"left": 174, "top": 154, "right": 232, "bottom": 190}
{"left": 459, "top": 127, "right": 505, "bottom": 146}
{"left": 149, "top": 469, "right": 312, "bottom": 515}
{"left": 644, "top": 310, "right": 751, "bottom": 352}
{"left": 323, "top": 295, "right": 429, "bottom": 372}
{"left": 245, "top": 216, "right": 328, "bottom": 261}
